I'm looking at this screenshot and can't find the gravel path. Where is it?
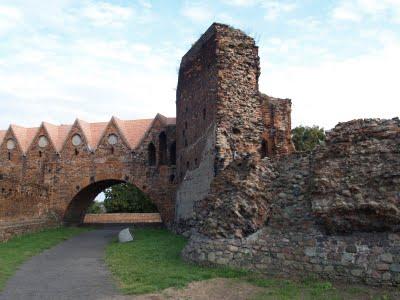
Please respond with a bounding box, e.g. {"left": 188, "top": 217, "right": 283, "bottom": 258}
{"left": 0, "top": 228, "right": 126, "bottom": 300}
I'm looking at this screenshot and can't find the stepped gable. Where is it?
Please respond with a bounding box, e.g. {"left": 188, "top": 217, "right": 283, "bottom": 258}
{"left": 10, "top": 125, "right": 39, "bottom": 154}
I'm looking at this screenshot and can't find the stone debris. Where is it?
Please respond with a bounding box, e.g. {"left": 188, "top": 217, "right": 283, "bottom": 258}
{"left": 118, "top": 228, "right": 133, "bottom": 243}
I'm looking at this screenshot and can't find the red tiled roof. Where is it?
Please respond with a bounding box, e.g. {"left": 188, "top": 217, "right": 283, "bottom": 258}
{"left": 0, "top": 130, "right": 6, "bottom": 144}
{"left": 43, "top": 122, "right": 73, "bottom": 152}
{"left": 113, "top": 117, "right": 153, "bottom": 149}
{"left": 1, "top": 115, "right": 174, "bottom": 153}
{"left": 10, "top": 125, "right": 39, "bottom": 153}
{"left": 167, "top": 117, "right": 176, "bottom": 125}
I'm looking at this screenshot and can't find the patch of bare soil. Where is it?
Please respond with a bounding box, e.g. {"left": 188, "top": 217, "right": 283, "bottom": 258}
{"left": 131, "top": 278, "right": 263, "bottom": 300}
{"left": 113, "top": 278, "right": 400, "bottom": 300}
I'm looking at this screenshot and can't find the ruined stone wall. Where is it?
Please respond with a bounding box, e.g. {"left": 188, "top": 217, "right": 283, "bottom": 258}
{"left": 213, "top": 25, "right": 264, "bottom": 170}
{"left": 174, "top": 24, "right": 218, "bottom": 221}
{"left": 311, "top": 118, "right": 400, "bottom": 233}
{"left": 174, "top": 23, "right": 292, "bottom": 222}
{"left": 183, "top": 118, "right": 400, "bottom": 285}
{"left": 260, "top": 94, "right": 295, "bottom": 157}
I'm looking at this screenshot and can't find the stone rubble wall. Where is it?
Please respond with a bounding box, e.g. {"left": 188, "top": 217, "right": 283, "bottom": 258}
{"left": 190, "top": 156, "right": 276, "bottom": 239}
{"left": 311, "top": 118, "right": 400, "bottom": 233}
{"left": 183, "top": 229, "right": 400, "bottom": 286}
{"left": 183, "top": 118, "right": 400, "bottom": 285}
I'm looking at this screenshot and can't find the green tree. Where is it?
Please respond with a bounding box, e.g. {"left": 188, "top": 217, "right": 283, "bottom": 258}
{"left": 87, "top": 202, "right": 104, "bottom": 214}
{"left": 103, "top": 183, "right": 158, "bottom": 213}
{"left": 291, "top": 126, "right": 326, "bottom": 152}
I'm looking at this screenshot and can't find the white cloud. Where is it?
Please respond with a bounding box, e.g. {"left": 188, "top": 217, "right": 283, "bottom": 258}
{"left": 0, "top": 5, "right": 22, "bottom": 34}
{"left": 138, "top": 0, "right": 152, "bottom": 9}
{"left": 81, "top": 2, "right": 134, "bottom": 27}
{"left": 221, "top": 0, "right": 258, "bottom": 6}
{"left": 262, "top": 1, "right": 296, "bottom": 21}
{"left": 222, "top": 0, "right": 297, "bottom": 22}
{"left": 181, "top": 2, "right": 212, "bottom": 22}
{"left": 260, "top": 36, "right": 400, "bottom": 129}
{"left": 333, "top": 0, "right": 400, "bottom": 23}
{"left": 332, "top": 2, "right": 362, "bottom": 21}
{"left": 0, "top": 34, "right": 179, "bottom": 129}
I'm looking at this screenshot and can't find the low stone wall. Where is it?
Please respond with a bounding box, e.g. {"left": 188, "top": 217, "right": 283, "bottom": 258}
{"left": 83, "top": 213, "right": 162, "bottom": 224}
{"left": 0, "top": 218, "right": 59, "bottom": 242}
{"left": 183, "top": 229, "right": 400, "bottom": 286}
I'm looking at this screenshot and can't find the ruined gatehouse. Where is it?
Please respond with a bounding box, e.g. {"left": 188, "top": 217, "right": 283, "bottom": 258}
{"left": 1, "top": 23, "right": 399, "bottom": 285}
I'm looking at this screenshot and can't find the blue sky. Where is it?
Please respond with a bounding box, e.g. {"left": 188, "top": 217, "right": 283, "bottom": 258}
{"left": 0, "top": 0, "right": 399, "bottom": 130}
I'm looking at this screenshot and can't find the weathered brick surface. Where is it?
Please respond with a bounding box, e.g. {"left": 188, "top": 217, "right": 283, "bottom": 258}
{"left": 83, "top": 213, "right": 162, "bottom": 224}
{"left": 0, "top": 216, "right": 59, "bottom": 242}
{"left": 175, "top": 23, "right": 293, "bottom": 222}
{"left": 0, "top": 115, "right": 177, "bottom": 233}
{"left": 183, "top": 118, "right": 400, "bottom": 286}
{"left": 312, "top": 118, "right": 400, "bottom": 233}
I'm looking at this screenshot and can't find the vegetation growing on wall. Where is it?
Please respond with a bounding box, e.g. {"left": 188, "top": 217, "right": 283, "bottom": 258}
{"left": 291, "top": 126, "right": 326, "bottom": 152}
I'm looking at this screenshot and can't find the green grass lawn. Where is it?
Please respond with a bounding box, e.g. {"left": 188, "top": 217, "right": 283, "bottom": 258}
{"left": 0, "top": 226, "right": 88, "bottom": 290}
{"left": 105, "top": 228, "right": 397, "bottom": 299}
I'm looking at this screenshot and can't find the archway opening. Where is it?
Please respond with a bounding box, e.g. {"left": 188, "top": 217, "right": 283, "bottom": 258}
{"left": 63, "top": 180, "right": 158, "bottom": 225}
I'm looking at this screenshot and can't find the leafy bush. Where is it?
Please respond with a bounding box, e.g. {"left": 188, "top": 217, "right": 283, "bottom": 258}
{"left": 291, "top": 125, "right": 326, "bottom": 152}
{"left": 103, "top": 183, "right": 157, "bottom": 213}
{"left": 87, "top": 202, "right": 104, "bottom": 214}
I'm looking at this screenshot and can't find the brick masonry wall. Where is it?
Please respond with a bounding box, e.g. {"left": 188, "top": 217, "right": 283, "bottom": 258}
{"left": 83, "top": 213, "right": 162, "bottom": 224}
{"left": 0, "top": 216, "right": 59, "bottom": 242}
{"left": 260, "top": 94, "right": 295, "bottom": 156}
{"left": 0, "top": 115, "right": 177, "bottom": 238}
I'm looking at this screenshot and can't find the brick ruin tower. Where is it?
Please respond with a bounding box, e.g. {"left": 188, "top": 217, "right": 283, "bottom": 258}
{"left": 174, "top": 23, "right": 294, "bottom": 222}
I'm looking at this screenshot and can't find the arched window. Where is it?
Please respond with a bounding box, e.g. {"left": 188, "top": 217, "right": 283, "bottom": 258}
{"left": 169, "top": 141, "right": 176, "bottom": 165}
{"left": 261, "top": 139, "right": 268, "bottom": 158}
{"left": 158, "top": 132, "right": 167, "bottom": 165}
{"left": 148, "top": 142, "right": 156, "bottom": 166}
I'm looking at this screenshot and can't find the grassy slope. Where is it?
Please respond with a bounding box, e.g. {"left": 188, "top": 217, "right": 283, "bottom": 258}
{"left": 105, "top": 228, "right": 396, "bottom": 299}
{"left": 0, "top": 226, "right": 88, "bottom": 290}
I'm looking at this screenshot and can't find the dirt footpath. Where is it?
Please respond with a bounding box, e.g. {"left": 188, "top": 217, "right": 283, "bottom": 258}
{"left": 132, "top": 278, "right": 263, "bottom": 300}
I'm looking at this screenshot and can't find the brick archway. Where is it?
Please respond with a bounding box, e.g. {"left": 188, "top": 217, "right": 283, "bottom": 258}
{"left": 0, "top": 114, "right": 177, "bottom": 226}
{"left": 64, "top": 179, "right": 123, "bottom": 224}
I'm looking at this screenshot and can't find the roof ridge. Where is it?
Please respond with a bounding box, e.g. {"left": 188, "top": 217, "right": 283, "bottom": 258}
{"left": 1, "top": 115, "right": 176, "bottom": 153}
